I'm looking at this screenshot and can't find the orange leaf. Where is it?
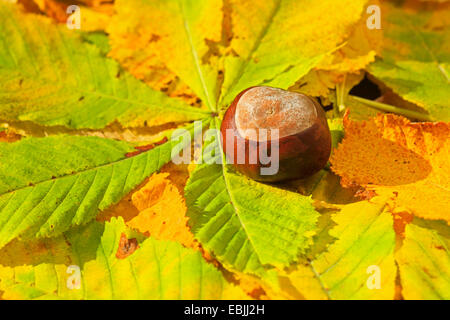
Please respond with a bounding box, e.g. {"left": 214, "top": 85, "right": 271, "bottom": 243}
{"left": 331, "top": 114, "right": 450, "bottom": 223}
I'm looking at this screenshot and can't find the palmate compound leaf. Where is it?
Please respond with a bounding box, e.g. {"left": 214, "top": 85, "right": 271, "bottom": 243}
{"left": 104, "top": 0, "right": 371, "bottom": 277}
{"left": 0, "top": 217, "right": 248, "bottom": 299}
{"left": 184, "top": 119, "right": 319, "bottom": 276}
{"left": 277, "top": 199, "right": 396, "bottom": 300}
{"left": 396, "top": 220, "right": 450, "bottom": 300}
{"left": 367, "top": 0, "right": 450, "bottom": 121}
{"left": 108, "top": 0, "right": 370, "bottom": 111}
{"left": 0, "top": 3, "right": 210, "bottom": 129}
{"left": 330, "top": 114, "right": 450, "bottom": 223}
{"left": 0, "top": 123, "right": 198, "bottom": 249}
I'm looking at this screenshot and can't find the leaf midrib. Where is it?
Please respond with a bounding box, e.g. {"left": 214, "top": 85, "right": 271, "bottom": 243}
{"left": 0, "top": 139, "right": 166, "bottom": 198}
{"left": 309, "top": 203, "right": 391, "bottom": 299}
{"left": 318, "top": 203, "right": 387, "bottom": 277}
{"left": 179, "top": 0, "right": 216, "bottom": 112}
{"left": 219, "top": 0, "right": 282, "bottom": 105}
{"left": 404, "top": 18, "right": 449, "bottom": 83}
{"left": 213, "top": 117, "right": 263, "bottom": 270}
{"left": 0, "top": 67, "right": 211, "bottom": 120}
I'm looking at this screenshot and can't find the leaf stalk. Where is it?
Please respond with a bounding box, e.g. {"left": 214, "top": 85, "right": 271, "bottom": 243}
{"left": 349, "top": 95, "right": 433, "bottom": 122}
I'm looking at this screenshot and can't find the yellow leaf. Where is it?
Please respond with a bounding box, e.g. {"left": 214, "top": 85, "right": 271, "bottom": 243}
{"left": 127, "top": 172, "right": 199, "bottom": 251}
{"left": 331, "top": 114, "right": 450, "bottom": 223}
{"left": 108, "top": 34, "right": 199, "bottom": 106}
{"left": 289, "top": 70, "right": 341, "bottom": 99}
{"left": 290, "top": 70, "right": 364, "bottom": 102}
{"left": 289, "top": 0, "right": 382, "bottom": 99}
{"left": 108, "top": 0, "right": 222, "bottom": 110}
{"left": 317, "top": 0, "right": 383, "bottom": 74}
{"left": 107, "top": 0, "right": 207, "bottom": 107}
{"left": 78, "top": 5, "right": 114, "bottom": 32}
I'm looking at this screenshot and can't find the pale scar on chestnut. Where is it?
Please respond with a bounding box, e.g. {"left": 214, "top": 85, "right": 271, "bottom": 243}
{"left": 235, "top": 86, "right": 317, "bottom": 140}
{"left": 220, "top": 86, "right": 332, "bottom": 182}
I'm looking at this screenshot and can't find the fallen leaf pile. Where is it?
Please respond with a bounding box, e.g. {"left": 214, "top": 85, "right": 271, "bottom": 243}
{"left": 0, "top": 0, "right": 448, "bottom": 300}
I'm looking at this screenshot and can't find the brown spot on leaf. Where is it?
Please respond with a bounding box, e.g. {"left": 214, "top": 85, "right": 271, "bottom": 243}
{"left": 116, "top": 233, "right": 139, "bottom": 259}
{"left": 124, "top": 150, "right": 142, "bottom": 158}
{"left": 422, "top": 267, "right": 437, "bottom": 279}
{"left": 149, "top": 34, "right": 161, "bottom": 42}
{"left": 355, "top": 188, "right": 377, "bottom": 200}
{"left": 0, "top": 130, "right": 22, "bottom": 143}
{"left": 125, "top": 137, "right": 168, "bottom": 157}
{"left": 392, "top": 211, "right": 414, "bottom": 237}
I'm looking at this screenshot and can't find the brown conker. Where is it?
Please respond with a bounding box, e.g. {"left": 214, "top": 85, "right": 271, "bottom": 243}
{"left": 220, "top": 86, "right": 331, "bottom": 182}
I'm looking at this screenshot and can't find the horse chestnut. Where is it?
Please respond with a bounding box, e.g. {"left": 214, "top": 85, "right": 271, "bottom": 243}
{"left": 220, "top": 86, "right": 331, "bottom": 182}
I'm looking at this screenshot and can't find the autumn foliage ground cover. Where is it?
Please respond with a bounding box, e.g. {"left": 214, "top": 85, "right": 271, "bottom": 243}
{"left": 0, "top": 0, "right": 448, "bottom": 300}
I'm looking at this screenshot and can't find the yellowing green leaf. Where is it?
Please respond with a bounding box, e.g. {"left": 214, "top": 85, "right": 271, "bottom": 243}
{"left": 396, "top": 221, "right": 450, "bottom": 300}
{"left": 0, "top": 218, "right": 248, "bottom": 299}
{"left": 367, "top": 1, "right": 450, "bottom": 121}
{"left": 279, "top": 199, "right": 396, "bottom": 300}
{"left": 0, "top": 3, "right": 209, "bottom": 129}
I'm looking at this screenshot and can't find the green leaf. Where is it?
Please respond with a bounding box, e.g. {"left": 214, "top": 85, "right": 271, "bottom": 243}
{"left": 280, "top": 199, "right": 396, "bottom": 299}
{"left": 396, "top": 221, "right": 450, "bottom": 300}
{"left": 220, "top": 0, "right": 369, "bottom": 107}
{"left": 80, "top": 31, "right": 111, "bottom": 56}
{"left": 367, "top": 1, "right": 450, "bottom": 121}
{"left": 185, "top": 119, "right": 319, "bottom": 275}
{"left": 0, "top": 218, "right": 247, "bottom": 299}
{"left": 0, "top": 136, "right": 133, "bottom": 195}
{"left": 0, "top": 126, "right": 194, "bottom": 248}
{"left": 0, "top": 3, "right": 209, "bottom": 129}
